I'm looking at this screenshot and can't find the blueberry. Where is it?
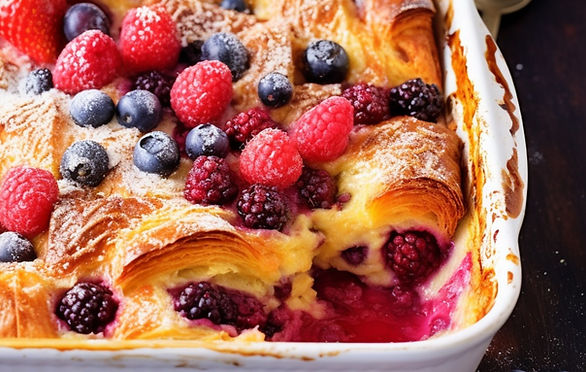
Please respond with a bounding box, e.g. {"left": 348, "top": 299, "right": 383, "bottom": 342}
{"left": 0, "top": 232, "right": 36, "bottom": 262}
{"left": 133, "top": 131, "right": 180, "bottom": 177}
{"left": 70, "top": 89, "right": 115, "bottom": 128}
{"left": 64, "top": 3, "right": 110, "bottom": 41}
{"left": 179, "top": 40, "right": 204, "bottom": 66}
{"left": 24, "top": 68, "right": 53, "bottom": 95}
{"left": 185, "top": 124, "right": 230, "bottom": 159}
{"left": 116, "top": 90, "right": 162, "bottom": 133}
{"left": 258, "top": 72, "right": 293, "bottom": 108}
{"left": 201, "top": 32, "right": 249, "bottom": 81}
{"left": 303, "top": 40, "right": 349, "bottom": 84}
{"left": 220, "top": 0, "right": 249, "bottom": 12}
{"left": 60, "top": 140, "right": 110, "bottom": 187}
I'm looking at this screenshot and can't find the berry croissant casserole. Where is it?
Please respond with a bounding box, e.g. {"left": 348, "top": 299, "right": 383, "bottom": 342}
{"left": 0, "top": 0, "right": 479, "bottom": 344}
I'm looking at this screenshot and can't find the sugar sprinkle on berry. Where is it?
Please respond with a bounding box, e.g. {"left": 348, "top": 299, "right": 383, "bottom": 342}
{"left": 0, "top": 166, "right": 59, "bottom": 237}
{"left": 290, "top": 96, "right": 354, "bottom": 162}
{"left": 240, "top": 128, "right": 303, "bottom": 189}
{"left": 119, "top": 5, "right": 181, "bottom": 73}
{"left": 170, "top": 60, "right": 233, "bottom": 127}
{"left": 53, "top": 30, "right": 121, "bottom": 94}
{"left": 184, "top": 156, "right": 237, "bottom": 205}
{"left": 224, "top": 107, "right": 279, "bottom": 149}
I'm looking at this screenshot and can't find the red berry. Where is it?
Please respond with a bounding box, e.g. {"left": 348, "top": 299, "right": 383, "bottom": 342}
{"left": 383, "top": 230, "right": 445, "bottom": 283}
{"left": 53, "top": 30, "right": 121, "bottom": 94}
{"left": 184, "top": 156, "right": 238, "bottom": 205}
{"left": 236, "top": 184, "right": 289, "bottom": 231}
{"left": 342, "top": 83, "right": 390, "bottom": 125}
{"left": 240, "top": 129, "right": 302, "bottom": 188}
{"left": 290, "top": 96, "right": 354, "bottom": 162}
{"left": 170, "top": 60, "right": 233, "bottom": 128}
{"left": 224, "top": 107, "right": 279, "bottom": 149}
{"left": 0, "top": 167, "right": 59, "bottom": 237}
{"left": 0, "top": 0, "right": 67, "bottom": 63}
{"left": 119, "top": 5, "right": 181, "bottom": 73}
{"left": 296, "top": 166, "right": 337, "bottom": 209}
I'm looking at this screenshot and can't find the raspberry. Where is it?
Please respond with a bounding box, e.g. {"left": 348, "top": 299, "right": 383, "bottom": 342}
{"left": 389, "top": 78, "right": 443, "bottom": 122}
{"left": 383, "top": 230, "right": 445, "bottom": 283}
{"left": 132, "top": 71, "right": 174, "bottom": 107}
{"left": 240, "top": 129, "right": 302, "bottom": 188}
{"left": 224, "top": 107, "right": 279, "bottom": 149}
{"left": 237, "top": 184, "right": 289, "bottom": 231}
{"left": 119, "top": 5, "right": 181, "bottom": 73}
{"left": 390, "top": 285, "right": 419, "bottom": 314}
{"left": 0, "top": 167, "right": 59, "bottom": 237}
{"left": 290, "top": 96, "right": 354, "bottom": 162}
{"left": 53, "top": 30, "right": 121, "bottom": 94}
{"left": 170, "top": 60, "right": 233, "bottom": 127}
{"left": 296, "top": 167, "right": 337, "bottom": 209}
{"left": 342, "top": 83, "right": 390, "bottom": 125}
{"left": 184, "top": 156, "right": 237, "bottom": 205}
{"left": 56, "top": 282, "right": 118, "bottom": 334}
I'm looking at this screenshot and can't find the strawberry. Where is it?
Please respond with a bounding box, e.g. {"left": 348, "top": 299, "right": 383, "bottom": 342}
{"left": 0, "top": 0, "right": 67, "bottom": 64}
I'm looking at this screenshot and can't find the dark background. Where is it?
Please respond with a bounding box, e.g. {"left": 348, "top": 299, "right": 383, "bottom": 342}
{"left": 477, "top": 0, "right": 586, "bottom": 371}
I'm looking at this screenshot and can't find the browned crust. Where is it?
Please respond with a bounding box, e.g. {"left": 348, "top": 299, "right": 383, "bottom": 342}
{"left": 0, "top": 0, "right": 465, "bottom": 343}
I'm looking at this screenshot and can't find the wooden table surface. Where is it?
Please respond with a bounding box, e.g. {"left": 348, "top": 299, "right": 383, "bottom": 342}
{"left": 477, "top": 0, "right": 586, "bottom": 370}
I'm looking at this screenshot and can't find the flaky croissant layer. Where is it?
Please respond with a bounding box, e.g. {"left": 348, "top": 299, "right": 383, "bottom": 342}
{"left": 0, "top": 0, "right": 470, "bottom": 343}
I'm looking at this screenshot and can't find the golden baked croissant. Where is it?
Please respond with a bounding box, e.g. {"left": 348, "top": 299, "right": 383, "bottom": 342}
{"left": 0, "top": 0, "right": 469, "bottom": 344}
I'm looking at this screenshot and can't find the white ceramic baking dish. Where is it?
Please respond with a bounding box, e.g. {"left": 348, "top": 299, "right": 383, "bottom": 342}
{"left": 0, "top": 0, "right": 527, "bottom": 370}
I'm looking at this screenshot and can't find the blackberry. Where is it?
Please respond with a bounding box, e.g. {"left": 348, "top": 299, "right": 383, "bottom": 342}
{"left": 201, "top": 32, "right": 249, "bottom": 81}
{"left": 258, "top": 72, "right": 293, "bottom": 108}
{"left": 341, "top": 245, "right": 367, "bottom": 266}
{"left": 260, "top": 306, "right": 290, "bottom": 338}
{"left": 342, "top": 83, "right": 390, "bottom": 125}
{"left": 389, "top": 78, "right": 443, "bottom": 122}
{"left": 172, "top": 282, "right": 267, "bottom": 330}
{"left": 184, "top": 156, "right": 237, "bottom": 205}
{"left": 232, "top": 292, "right": 267, "bottom": 330}
{"left": 237, "top": 184, "right": 289, "bottom": 231}
{"left": 224, "top": 107, "right": 278, "bottom": 149}
{"left": 132, "top": 71, "right": 174, "bottom": 107}
{"left": 56, "top": 282, "right": 118, "bottom": 334}
{"left": 0, "top": 231, "right": 36, "bottom": 262}
{"left": 296, "top": 167, "right": 337, "bottom": 209}
{"left": 172, "top": 282, "right": 237, "bottom": 325}
{"left": 24, "top": 68, "right": 53, "bottom": 95}
{"left": 273, "top": 280, "right": 292, "bottom": 301}
{"left": 383, "top": 230, "right": 444, "bottom": 283}
{"left": 303, "top": 40, "right": 349, "bottom": 84}
{"left": 60, "top": 140, "right": 110, "bottom": 187}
